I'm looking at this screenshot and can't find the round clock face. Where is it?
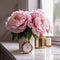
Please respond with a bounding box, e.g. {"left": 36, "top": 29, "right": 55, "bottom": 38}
{"left": 22, "top": 42, "right": 33, "bottom": 54}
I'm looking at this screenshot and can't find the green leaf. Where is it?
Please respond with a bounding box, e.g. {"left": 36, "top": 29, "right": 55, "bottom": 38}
{"left": 27, "top": 32, "right": 32, "bottom": 40}
{"left": 18, "top": 32, "right": 24, "bottom": 39}
{"left": 17, "top": 26, "right": 36, "bottom": 40}
{"left": 26, "top": 29, "right": 33, "bottom": 40}
{"left": 11, "top": 32, "right": 17, "bottom": 40}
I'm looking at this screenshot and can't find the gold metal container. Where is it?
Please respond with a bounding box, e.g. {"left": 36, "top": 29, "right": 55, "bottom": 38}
{"left": 35, "top": 35, "right": 47, "bottom": 49}
{"left": 46, "top": 37, "right": 51, "bottom": 47}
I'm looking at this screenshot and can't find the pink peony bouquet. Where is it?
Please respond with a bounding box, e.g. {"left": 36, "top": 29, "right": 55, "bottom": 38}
{"left": 5, "top": 9, "right": 52, "bottom": 40}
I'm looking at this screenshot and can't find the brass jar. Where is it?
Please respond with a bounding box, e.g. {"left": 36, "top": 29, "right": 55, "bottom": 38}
{"left": 35, "top": 35, "right": 47, "bottom": 49}
{"left": 46, "top": 37, "right": 51, "bottom": 47}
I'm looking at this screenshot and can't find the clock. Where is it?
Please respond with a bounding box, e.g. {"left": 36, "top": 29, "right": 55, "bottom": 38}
{"left": 22, "top": 41, "right": 33, "bottom": 54}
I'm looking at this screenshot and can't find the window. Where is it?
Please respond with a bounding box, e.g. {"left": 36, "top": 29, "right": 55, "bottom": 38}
{"left": 41, "top": 0, "right": 60, "bottom": 36}
{"left": 54, "top": 0, "right": 60, "bottom": 36}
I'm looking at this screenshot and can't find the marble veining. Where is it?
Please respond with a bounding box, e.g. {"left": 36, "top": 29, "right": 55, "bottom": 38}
{"left": 0, "top": 42, "right": 60, "bottom": 60}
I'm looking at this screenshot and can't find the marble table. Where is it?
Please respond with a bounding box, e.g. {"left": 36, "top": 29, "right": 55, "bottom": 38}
{"left": 0, "top": 42, "right": 60, "bottom": 60}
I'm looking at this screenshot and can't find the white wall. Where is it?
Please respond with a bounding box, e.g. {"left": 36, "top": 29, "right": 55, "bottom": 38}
{"left": 28, "top": 0, "right": 39, "bottom": 11}
{"left": 18, "top": 0, "right": 39, "bottom": 11}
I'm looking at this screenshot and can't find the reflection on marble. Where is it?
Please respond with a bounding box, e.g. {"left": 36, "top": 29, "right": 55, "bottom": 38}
{"left": 2, "top": 42, "right": 60, "bottom": 60}
{"left": 21, "top": 48, "right": 54, "bottom": 60}
{"left": 45, "top": 49, "right": 53, "bottom": 60}
{"left": 34, "top": 48, "right": 54, "bottom": 60}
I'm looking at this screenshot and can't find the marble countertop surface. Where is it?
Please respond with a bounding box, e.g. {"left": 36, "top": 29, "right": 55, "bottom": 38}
{"left": 0, "top": 42, "right": 60, "bottom": 60}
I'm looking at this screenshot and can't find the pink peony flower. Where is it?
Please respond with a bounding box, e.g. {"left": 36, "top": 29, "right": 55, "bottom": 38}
{"left": 5, "top": 9, "right": 52, "bottom": 37}
{"left": 28, "top": 9, "right": 52, "bottom": 36}
{"left": 5, "top": 10, "right": 29, "bottom": 33}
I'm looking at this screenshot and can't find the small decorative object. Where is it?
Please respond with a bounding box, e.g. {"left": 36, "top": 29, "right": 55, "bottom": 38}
{"left": 46, "top": 36, "right": 51, "bottom": 47}
{"left": 5, "top": 9, "right": 52, "bottom": 54}
{"left": 22, "top": 40, "right": 33, "bottom": 54}
{"left": 39, "top": 35, "right": 47, "bottom": 48}
{"left": 35, "top": 37, "right": 39, "bottom": 49}
{"left": 35, "top": 35, "right": 47, "bottom": 48}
